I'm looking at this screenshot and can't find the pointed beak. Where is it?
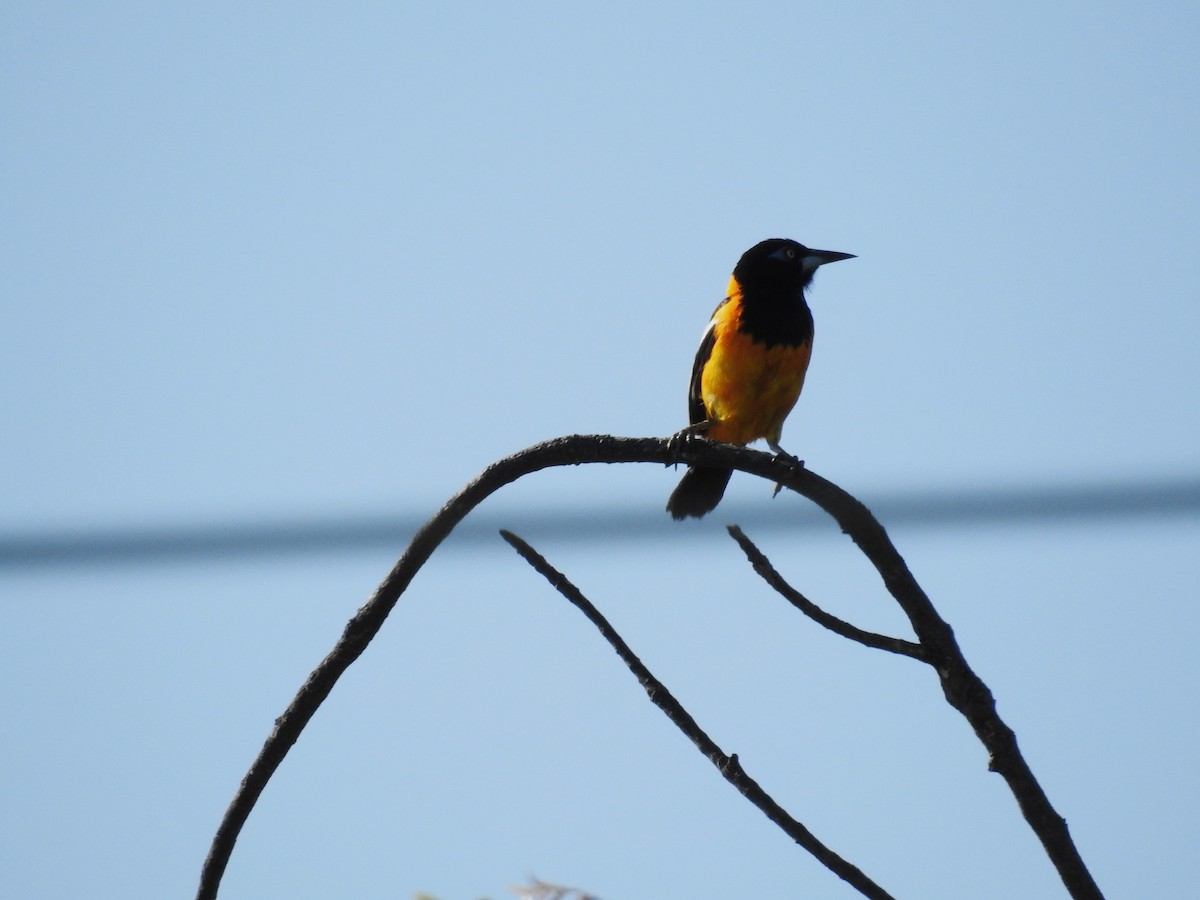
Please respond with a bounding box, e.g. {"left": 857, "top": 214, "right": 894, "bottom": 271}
{"left": 803, "top": 248, "right": 856, "bottom": 269}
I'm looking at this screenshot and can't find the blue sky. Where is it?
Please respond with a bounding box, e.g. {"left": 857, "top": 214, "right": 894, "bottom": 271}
{"left": 3, "top": 3, "right": 1198, "bottom": 898}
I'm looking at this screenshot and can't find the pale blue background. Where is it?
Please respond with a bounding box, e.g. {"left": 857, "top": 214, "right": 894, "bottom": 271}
{"left": 3, "top": 3, "right": 1198, "bottom": 898}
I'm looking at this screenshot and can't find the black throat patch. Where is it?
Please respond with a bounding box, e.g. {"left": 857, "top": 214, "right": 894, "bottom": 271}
{"left": 735, "top": 279, "right": 814, "bottom": 349}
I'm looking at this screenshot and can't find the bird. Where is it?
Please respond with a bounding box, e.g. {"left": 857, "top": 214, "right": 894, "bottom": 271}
{"left": 666, "top": 238, "right": 855, "bottom": 520}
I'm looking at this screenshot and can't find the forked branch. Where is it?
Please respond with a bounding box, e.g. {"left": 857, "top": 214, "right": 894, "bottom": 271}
{"left": 726, "top": 524, "right": 926, "bottom": 661}
{"left": 195, "top": 434, "right": 1102, "bottom": 900}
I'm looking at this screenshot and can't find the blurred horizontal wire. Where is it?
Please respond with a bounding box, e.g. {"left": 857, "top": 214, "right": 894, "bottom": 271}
{"left": 3, "top": 475, "right": 1198, "bottom": 571}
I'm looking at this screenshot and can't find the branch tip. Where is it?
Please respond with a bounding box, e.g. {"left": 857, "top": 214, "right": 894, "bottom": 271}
{"left": 726, "top": 525, "right": 926, "bottom": 662}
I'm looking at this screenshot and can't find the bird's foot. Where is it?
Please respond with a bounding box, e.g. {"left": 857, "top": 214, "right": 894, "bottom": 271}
{"left": 666, "top": 421, "right": 713, "bottom": 464}
{"left": 768, "top": 446, "right": 805, "bottom": 498}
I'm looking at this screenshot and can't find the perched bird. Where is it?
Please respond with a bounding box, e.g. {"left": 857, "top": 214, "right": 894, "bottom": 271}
{"left": 666, "top": 238, "right": 855, "bottom": 520}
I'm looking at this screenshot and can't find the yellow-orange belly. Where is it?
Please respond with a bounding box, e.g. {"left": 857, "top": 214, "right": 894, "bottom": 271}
{"left": 701, "top": 324, "right": 811, "bottom": 446}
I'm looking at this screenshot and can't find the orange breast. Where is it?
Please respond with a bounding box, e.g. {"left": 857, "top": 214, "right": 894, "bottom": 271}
{"left": 700, "top": 296, "right": 812, "bottom": 446}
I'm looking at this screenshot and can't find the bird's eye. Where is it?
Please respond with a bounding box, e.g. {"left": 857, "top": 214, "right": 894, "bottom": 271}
{"left": 785, "top": 247, "right": 797, "bottom": 259}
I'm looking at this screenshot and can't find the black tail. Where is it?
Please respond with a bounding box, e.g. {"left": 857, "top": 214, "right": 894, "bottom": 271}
{"left": 666, "top": 466, "right": 733, "bottom": 520}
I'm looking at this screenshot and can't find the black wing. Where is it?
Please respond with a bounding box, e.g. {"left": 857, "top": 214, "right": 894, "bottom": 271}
{"left": 686, "top": 298, "right": 727, "bottom": 426}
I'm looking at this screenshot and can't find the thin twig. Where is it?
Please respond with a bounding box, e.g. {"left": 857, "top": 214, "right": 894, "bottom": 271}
{"left": 499, "top": 529, "right": 897, "bottom": 900}
{"left": 726, "top": 525, "right": 927, "bottom": 661}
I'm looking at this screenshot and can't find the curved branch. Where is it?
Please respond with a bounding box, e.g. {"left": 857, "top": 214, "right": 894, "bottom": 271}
{"left": 772, "top": 464, "right": 1105, "bottom": 900}
{"left": 198, "top": 436, "right": 670, "bottom": 900}
{"left": 500, "top": 529, "right": 896, "bottom": 900}
{"left": 726, "top": 525, "right": 927, "bottom": 661}
{"left": 197, "top": 434, "right": 1102, "bottom": 900}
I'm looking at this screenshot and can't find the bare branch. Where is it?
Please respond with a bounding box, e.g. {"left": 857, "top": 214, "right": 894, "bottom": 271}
{"left": 198, "top": 436, "right": 670, "bottom": 900}
{"left": 499, "top": 529, "right": 897, "bottom": 900}
{"left": 726, "top": 525, "right": 927, "bottom": 661}
{"left": 196, "top": 434, "right": 1102, "bottom": 900}
{"left": 768, "top": 465, "right": 1106, "bottom": 900}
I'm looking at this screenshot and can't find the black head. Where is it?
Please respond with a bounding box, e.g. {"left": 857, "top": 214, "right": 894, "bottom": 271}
{"left": 733, "top": 238, "right": 856, "bottom": 297}
{"left": 732, "top": 238, "right": 855, "bottom": 347}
